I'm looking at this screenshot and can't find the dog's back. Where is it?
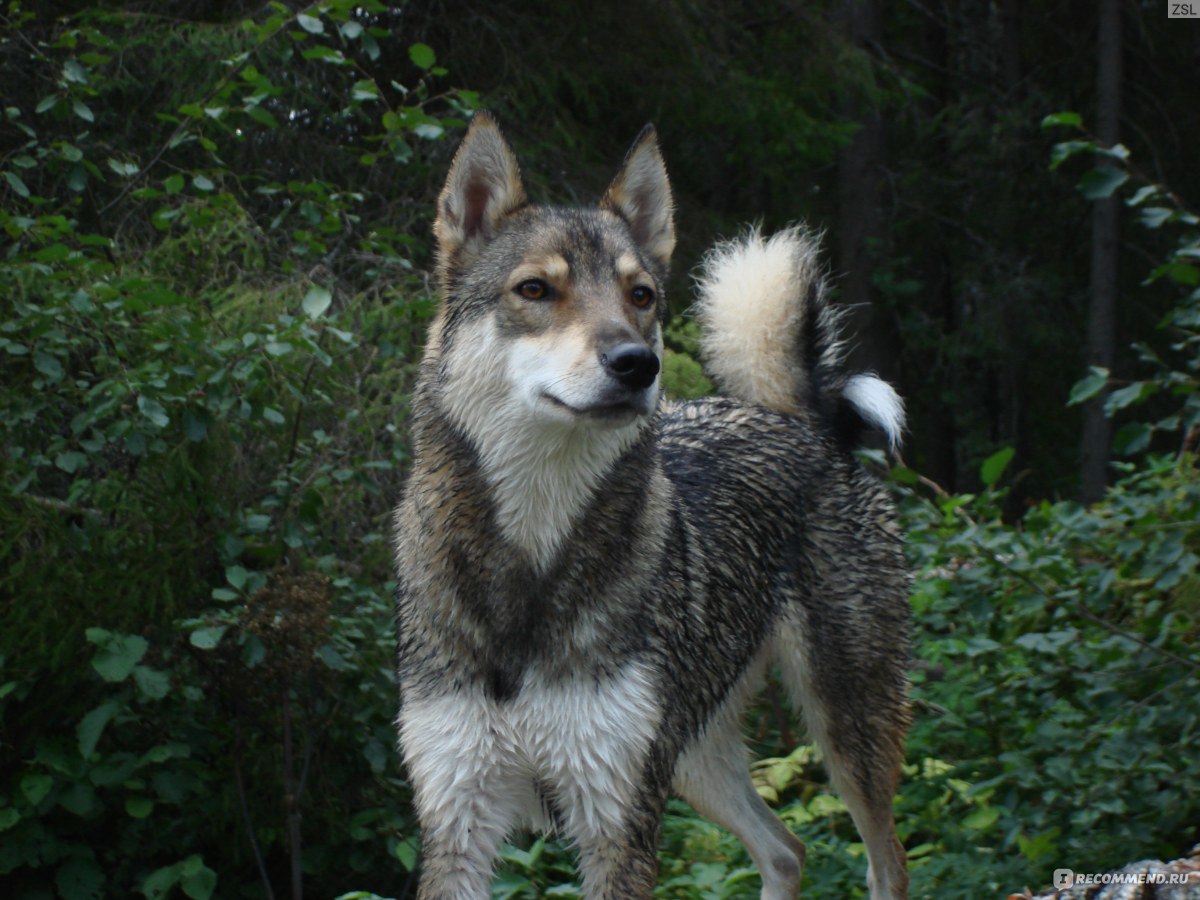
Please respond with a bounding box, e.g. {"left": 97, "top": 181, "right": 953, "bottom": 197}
{"left": 394, "top": 113, "right": 910, "bottom": 899}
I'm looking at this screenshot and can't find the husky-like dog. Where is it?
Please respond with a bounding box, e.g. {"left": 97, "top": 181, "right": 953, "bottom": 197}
{"left": 393, "top": 111, "right": 911, "bottom": 899}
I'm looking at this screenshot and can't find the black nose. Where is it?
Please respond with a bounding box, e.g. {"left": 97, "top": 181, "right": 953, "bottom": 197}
{"left": 601, "top": 343, "right": 660, "bottom": 391}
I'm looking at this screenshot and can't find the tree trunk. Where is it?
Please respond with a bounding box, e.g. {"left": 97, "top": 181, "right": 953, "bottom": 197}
{"left": 834, "top": 0, "right": 891, "bottom": 380}
{"left": 1080, "top": 0, "right": 1122, "bottom": 503}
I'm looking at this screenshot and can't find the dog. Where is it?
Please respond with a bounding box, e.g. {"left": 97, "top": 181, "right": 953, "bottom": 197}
{"left": 393, "top": 110, "right": 911, "bottom": 899}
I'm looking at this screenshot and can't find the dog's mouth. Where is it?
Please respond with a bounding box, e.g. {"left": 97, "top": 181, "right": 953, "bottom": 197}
{"left": 540, "top": 392, "right": 646, "bottom": 422}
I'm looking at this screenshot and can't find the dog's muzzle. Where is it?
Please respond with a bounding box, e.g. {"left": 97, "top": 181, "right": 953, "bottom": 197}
{"left": 600, "top": 343, "right": 660, "bottom": 391}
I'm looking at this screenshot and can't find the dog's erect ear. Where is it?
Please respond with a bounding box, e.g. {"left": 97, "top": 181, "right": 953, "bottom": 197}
{"left": 434, "top": 111, "right": 527, "bottom": 279}
{"left": 601, "top": 125, "right": 675, "bottom": 271}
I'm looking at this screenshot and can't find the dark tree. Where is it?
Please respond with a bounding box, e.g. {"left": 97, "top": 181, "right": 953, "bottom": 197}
{"left": 1081, "top": 0, "right": 1123, "bottom": 502}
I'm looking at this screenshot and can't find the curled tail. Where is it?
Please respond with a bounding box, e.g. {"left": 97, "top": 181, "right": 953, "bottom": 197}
{"left": 693, "top": 225, "right": 904, "bottom": 451}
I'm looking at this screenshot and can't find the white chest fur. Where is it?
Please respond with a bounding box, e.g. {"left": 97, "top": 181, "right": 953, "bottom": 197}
{"left": 398, "top": 661, "right": 661, "bottom": 848}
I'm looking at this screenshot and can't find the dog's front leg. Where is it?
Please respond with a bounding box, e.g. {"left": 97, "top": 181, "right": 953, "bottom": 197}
{"left": 559, "top": 742, "right": 674, "bottom": 900}
{"left": 400, "top": 691, "right": 528, "bottom": 900}
{"left": 574, "top": 794, "right": 668, "bottom": 899}
{"left": 527, "top": 662, "right": 672, "bottom": 898}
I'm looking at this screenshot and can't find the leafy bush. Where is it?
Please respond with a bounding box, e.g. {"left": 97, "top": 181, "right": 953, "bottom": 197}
{"left": 0, "top": 2, "right": 469, "bottom": 896}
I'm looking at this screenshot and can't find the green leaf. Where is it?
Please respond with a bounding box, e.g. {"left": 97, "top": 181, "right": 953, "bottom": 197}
{"left": 106, "top": 158, "right": 139, "bottom": 176}
{"left": 1041, "top": 111, "right": 1081, "bottom": 129}
{"left": 245, "top": 106, "right": 279, "bottom": 128}
{"left": 317, "top": 644, "right": 349, "bottom": 670}
{"left": 1138, "top": 206, "right": 1173, "bottom": 229}
{"left": 1078, "top": 167, "right": 1129, "bottom": 200}
{"left": 393, "top": 838, "right": 418, "bottom": 871}
{"left": 91, "top": 632, "right": 149, "bottom": 682}
{"left": 3, "top": 170, "right": 30, "bottom": 198}
{"left": 56, "top": 450, "right": 88, "bottom": 473}
{"left": 1166, "top": 262, "right": 1200, "bottom": 286}
{"left": 126, "top": 796, "right": 155, "bottom": 819}
{"left": 137, "top": 395, "right": 170, "bottom": 428}
{"left": 182, "top": 408, "right": 208, "bottom": 442}
{"left": 244, "top": 513, "right": 271, "bottom": 533}
{"left": 56, "top": 855, "right": 105, "bottom": 900}
{"left": 142, "top": 862, "right": 182, "bottom": 900}
{"left": 1104, "top": 380, "right": 1157, "bottom": 414}
{"left": 225, "top": 564, "right": 250, "bottom": 589}
{"left": 133, "top": 665, "right": 171, "bottom": 700}
{"left": 409, "top": 43, "right": 436, "bottom": 69}
{"left": 34, "top": 351, "right": 65, "bottom": 382}
{"left": 0, "top": 807, "right": 20, "bottom": 831}
{"left": 302, "top": 45, "right": 346, "bottom": 64}
{"left": 180, "top": 857, "right": 217, "bottom": 900}
{"left": 189, "top": 626, "right": 227, "bottom": 650}
{"left": 302, "top": 285, "right": 333, "bottom": 319}
{"left": 34, "top": 242, "right": 71, "bottom": 263}
{"left": 296, "top": 13, "right": 324, "bottom": 34}
{"left": 242, "top": 634, "right": 266, "bottom": 667}
{"left": 72, "top": 98, "right": 95, "bottom": 122}
{"left": 21, "top": 773, "right": 55, "bottom": 806}
{"left": 980, "top": 447, "right": 1015, "bottom": 487}
{"left": 62, "top": 59, "right": 89, "bottom": 84}
{"left": 954, "top": 797, "right": 996, "bottom": 828}
{"left": 163, "top": 174, "right": 185, "bottom": 194}
{"left": 362, "top": 32, "right": 381, "bottom": 61}
{"left": 351, "top": 80, "right": 379, "bottom": 101}
{"left": 1067, "top": 367, "right": 1109, "bottom": 405}
{"left": 1126, "top": 184, "right": 1160, "bottom": 207}
{"left": 192, "top": 174, "right": 215, "bottom": 192}
{"left": 1114, "top": 422, "right": 1152, "bottom": 455}
{"left": 78, "top": 701, "right": 120, "bottom": 758}
{"left": 363, "top": 739, "right": 388, "bottom": 774}
{"left": 1018, "top": 827, "right": 1061, "bottom": 863}
{"left": 1049, "top": 139, "right": 1093, "bottom": 170}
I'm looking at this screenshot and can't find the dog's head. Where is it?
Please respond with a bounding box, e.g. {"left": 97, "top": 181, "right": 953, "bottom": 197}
{"left": 429, "top": 111, "right": 674, "bottom": 430}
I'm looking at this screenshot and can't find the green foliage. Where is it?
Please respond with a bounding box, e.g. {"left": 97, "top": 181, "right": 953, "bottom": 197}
{"left": 0, "top": 1, "right": 470, "bottom": 896}
{"left": 1046, "top": 112, "right": 1200, "bottom": 456}
{"left": 662, "top": 319, "right": 715, "bottom": 401}
{"left": 891, "top": 451, "right": 1200, "bottom": 896}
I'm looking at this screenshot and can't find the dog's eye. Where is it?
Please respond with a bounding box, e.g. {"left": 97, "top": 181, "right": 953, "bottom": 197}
{"left": 631, "top": 285, "right": 655, "bottom": 309}
{"left": 516, "top": 279, "right": 551, "bottom": 301}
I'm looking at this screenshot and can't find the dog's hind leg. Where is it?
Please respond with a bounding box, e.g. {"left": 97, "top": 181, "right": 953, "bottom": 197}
{"left": 775, "top": 619, "right": 910, "bottom": 900}
{"left": 674, "top": 711, "right": 807, "bottom": 900}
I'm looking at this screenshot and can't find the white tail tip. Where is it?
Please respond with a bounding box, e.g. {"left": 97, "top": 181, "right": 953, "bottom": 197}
{"left": 844, "top": 374, "right": 905, "bottom": 451}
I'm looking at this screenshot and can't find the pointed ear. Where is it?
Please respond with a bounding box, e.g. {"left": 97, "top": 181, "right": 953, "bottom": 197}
{"left": 434, "top": 111, "right": 527, "bottom": 282}
{"left": 601, "top": 124, "right": 675, "bottom": 271}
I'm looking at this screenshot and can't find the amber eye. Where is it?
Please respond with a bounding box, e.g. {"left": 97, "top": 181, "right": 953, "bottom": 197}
{"left": 516, "top": 279, "right": 550, "bottom": 301}
{"left": 631, "top": 285, "right": 655, "bottom": 309}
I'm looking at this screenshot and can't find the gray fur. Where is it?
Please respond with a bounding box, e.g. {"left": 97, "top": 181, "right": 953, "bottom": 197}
{"left": 393, "top": 112, "right": 911, "bottom": 899}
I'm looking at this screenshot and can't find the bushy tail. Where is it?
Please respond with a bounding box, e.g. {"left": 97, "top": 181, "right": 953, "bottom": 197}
{"left": 693, "top": 225, "right": 904, "bottom": 450}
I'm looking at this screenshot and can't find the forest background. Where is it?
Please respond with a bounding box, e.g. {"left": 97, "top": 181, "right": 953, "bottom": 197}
{"left": 1, "top": 1, "right": 1198, "bottom": 898}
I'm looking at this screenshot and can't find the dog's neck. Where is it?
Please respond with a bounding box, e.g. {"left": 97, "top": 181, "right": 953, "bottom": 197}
{"left": 484, "top": 419, "right": 644, "bottom": 572}
{"left": 428, "top": 333, "right": 649, "bottom": 573}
